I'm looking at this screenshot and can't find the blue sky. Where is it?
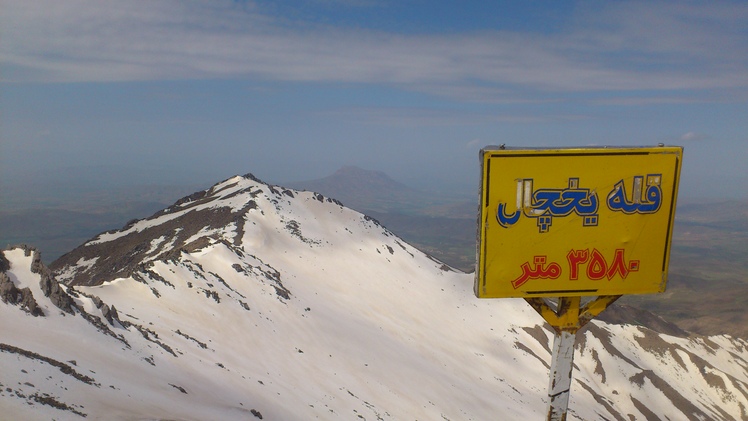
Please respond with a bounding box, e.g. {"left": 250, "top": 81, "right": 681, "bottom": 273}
{"left": 1, "top": 0, "right": 747, "bottom": 199}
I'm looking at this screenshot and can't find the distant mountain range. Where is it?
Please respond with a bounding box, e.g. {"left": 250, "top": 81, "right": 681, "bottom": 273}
{"left": 2, "top": 173, "right": 747, "bottom": 419}
{"left": 287, "top": 165, "right": 473, "bottom": 216}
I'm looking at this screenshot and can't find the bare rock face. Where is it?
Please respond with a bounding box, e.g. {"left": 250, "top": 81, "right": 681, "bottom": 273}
{"left": 22, "top": 247, "right": 78, "bottom": 315}
{"left": 0, "top": 251, "right": 43, "bottom": 317}
{"left": 100, "top": 303, "right": 120, "bottom": 325}
{"left": 38, "top": 272, "right": 77, "bottom": 315}
{"left": 0, "top": 271, "right": 13, "bottom": 298}
{"left": 0, "top": 250, "right": 9, "bottom": 272}
{"left": 2, "top": 246, "right": 78, "bottom": 316}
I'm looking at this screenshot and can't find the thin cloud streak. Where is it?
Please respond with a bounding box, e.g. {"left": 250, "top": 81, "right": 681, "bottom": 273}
{"left": 318, "top": 106, "right": 591, "bottom": 127}
{"left": 679, "top": 132, "right": 709, "bottom": 142}
{"left": 2, "top": 0, "right": 747, "bottom": 103}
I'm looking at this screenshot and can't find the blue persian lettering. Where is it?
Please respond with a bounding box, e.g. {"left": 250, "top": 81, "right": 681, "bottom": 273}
{"left": 607, "top": 174, "right": 662, "bottom": 214}
{"left": 497, "top": 178, "right": 598, "bottom": 233}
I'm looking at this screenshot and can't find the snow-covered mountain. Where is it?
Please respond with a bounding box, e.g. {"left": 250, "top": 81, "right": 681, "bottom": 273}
{"left": 2, "top": 174, "right": 747, "bottom": 420}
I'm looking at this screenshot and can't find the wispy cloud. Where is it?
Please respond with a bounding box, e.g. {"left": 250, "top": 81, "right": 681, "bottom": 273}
{"left": 2, "top": 0, "right": 747, "bottom": 103}
{"left": 465, "top": 139, "right": 483, "bottom": 149}
{"left": 679, "top": 132, "right": 709, "bottom": 142}
{"left": 318, "top": 105, "right": 590, "bottom": 127}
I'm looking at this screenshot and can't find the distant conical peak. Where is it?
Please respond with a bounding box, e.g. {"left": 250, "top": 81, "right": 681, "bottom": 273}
{"left": 333, "top": 166, "right": 388, "bottom": 178}
{"left": 323, "top": 166, "right": 411, "bottom": 189}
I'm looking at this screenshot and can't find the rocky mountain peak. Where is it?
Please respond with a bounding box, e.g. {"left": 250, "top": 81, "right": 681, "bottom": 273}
{"left": 50, "top": 173, "right": 378, "bottom": 287}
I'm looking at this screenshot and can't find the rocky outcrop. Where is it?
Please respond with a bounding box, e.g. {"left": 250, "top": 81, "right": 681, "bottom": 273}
{"left": 10, "top": 246, "right": 77, "bottom": 315}
{"left": 88, "top": 293, "right": 121, "bottom": 326}
{"left": 0, "top": 250, "right": 9, "bottom": 272}
{"left": 100, "top": 303, "right": 120, "bottom": 325}
{"left": 0, "top": 250, "right": 43, "bottom": 316}
{"left": 0, "top": 271, "right": 43, "bottom": 317}
{"left": 37, "top": 264, "right": 77, "bottom": 315}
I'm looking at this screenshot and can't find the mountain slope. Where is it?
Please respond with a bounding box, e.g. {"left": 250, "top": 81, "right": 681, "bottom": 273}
{"left": 2, "top": 174, "right": 747, "bottom": 420}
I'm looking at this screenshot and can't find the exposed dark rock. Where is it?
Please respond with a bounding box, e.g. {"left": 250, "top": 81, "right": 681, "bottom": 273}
{"left": 170, "top": 190, "right": 209, "bottom": 210}
{"left": 140, "top": 265, "right": 174, "bottom": 288}
{"left": 573, "top": 379, "right": 627, "bottom": 421}
{"left": 241, "top": 173, "right": 268, "bottom": 186}
{"left": 169, "top": 383, "right": 188, "bottom": 394}
{"left": 131, "top": 324, "right": 177, "bottom": 357}
{"left": 250, "top": 262, "right": 291, "bottom": 301}
{"left": 39, "top": 270, "right": 76, "bottom": 315}
{"left": 13, "top": 246, "right": 80, "bottom": 315}
{"left": 183, "top": 236, "right": 212, "bottom": 253}
{"left": 123, "top": 218, "right": 140, "bottom": 229}
{"left": 76, "top": 307, "right": 130, "bottom": 347}
{"left": 363, "top": 214, "right": 385, "bottom": 229}
{"left": 326, "top": 197, "right": 344, "bottom": 206}
{"left": 0, "top": 272, "right": 43, "bottom": 317}
{"left": 0, "top": 251, "right": 10, "bottom": 272}
{"left": 1, "top": 272, "right": 16, "bottom": 300}
{"left": 29, "top": 249, "right": 49, "bottom": 276}
{"left": 0, "top": 343, "right": 97, "bottom": 385}
{"left": 18, "top": 287, "right": 42, "bottom": 316}
{"left": 30, "top": 392, "right": 88, "bottom": 418}
{"left": 628, "top": 368, "right": 711, "bottom": 419}
{"left": 101, "top": 304, "right": 120, "bottom": 326}
{"left": 175, "top": 329, "right": 208, "bottom": 350}
{"left": 201, "top": 289, "right": 219, "bottom": 303}
{"left": 274, "top": 286, "right": 290, "bottom": 300}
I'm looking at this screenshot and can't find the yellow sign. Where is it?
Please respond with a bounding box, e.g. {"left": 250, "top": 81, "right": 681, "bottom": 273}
{"left": 475, "top": 146, "right": 683, "bottom": 298}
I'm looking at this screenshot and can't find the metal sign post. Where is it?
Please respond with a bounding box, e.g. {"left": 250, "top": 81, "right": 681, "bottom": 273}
{"left": 525, "top": 296, "right": 621, "bottom": 420}
{"left": 474, "top": 146, "right": 682, "bottom": 420}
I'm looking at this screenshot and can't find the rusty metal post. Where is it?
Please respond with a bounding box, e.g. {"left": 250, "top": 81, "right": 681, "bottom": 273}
{"left": 547, "top": 329, "right": 575, "bottom": 421}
